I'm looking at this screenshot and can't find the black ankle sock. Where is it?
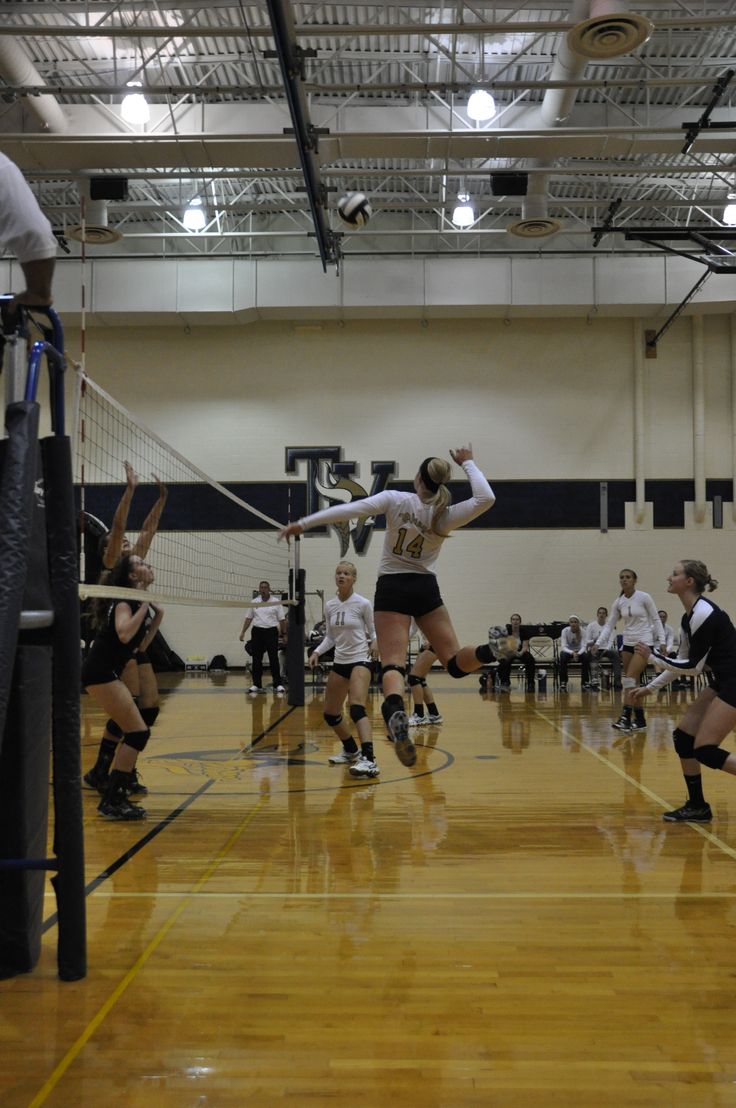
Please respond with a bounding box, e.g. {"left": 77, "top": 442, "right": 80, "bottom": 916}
{"left": 342, "top": 737, "right": 359, "bottom": 754}
{"left": 634, "top": 709, "right": 645, "bottom": 723}
{"left": 427, "top": 702, "right": 438, "bottom": 716}
{"left": 361, "top": 742, "right": 374, "bottom": 761}
{"left": 413, "top": 704, "right": 425, "bottom": 718}
{"left": 685, "top": 773, "right": 705, "bottom": 806}
{"left": 98, "top": 737, "right": 118, "bottom": 766}
{"left": 622, "top": 705, "right": 632, "bottom": 720}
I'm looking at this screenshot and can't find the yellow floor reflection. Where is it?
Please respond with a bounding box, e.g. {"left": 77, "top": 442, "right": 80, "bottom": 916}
{"left": 3, "top": 673, "right": 736, "bottom": 1106}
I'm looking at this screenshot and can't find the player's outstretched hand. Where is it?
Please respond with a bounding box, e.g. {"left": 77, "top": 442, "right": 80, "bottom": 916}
{"left": 630, "top": 686, "right": 650, "bottom": 702}
{"left": 450, "top": 443, "right": 473, "bottom": 465}
{"left": 152, "top": 472, "right": 168, "bottom": 498}
{"left": 124, "top": 460, "right": 139, "bottom": 488}
{"left": 279, "top": 522, "right": 304, "bottom": 543}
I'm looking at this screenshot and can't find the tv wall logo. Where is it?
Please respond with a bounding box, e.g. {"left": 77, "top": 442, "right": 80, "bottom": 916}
{"left": 285, "top": 447, "right": 396, "bottom": 556}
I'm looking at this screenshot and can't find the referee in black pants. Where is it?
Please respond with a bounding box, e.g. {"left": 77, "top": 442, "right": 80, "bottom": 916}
{"left": 239, "top": 580, "right": 288, "bottom": 693}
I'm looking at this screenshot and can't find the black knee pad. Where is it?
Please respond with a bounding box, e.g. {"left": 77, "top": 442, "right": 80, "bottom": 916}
{"left": 381, "top": 664, "right": 406, "bottom": 679}
{"left": 124, "top": 727, "right": 151, "bottom": 753}
{"left": 324, "top": 712, "right": 343, "bottom": 728}
{"left": 106, "top": 719, "right": 124, "bottom": 739}
{"left": 407, "top": 674, "right": 426, "bottom": 688}
{"left": 140, "top": 706, "right": 160, "bottom": 727}
{"left": 694, "top": 744, "right": 730, "bottom": 770}
{"left": 672, "top": 727, "right": 695, "bottom": 759}
{"left": 349, "top": 703, "right": 367, "bottom": 724}
{"left": 475, "top": 644, "right": 493, "bottom": 665}
{"left": 446, "top": 655, "right": 467, "bottom": 679}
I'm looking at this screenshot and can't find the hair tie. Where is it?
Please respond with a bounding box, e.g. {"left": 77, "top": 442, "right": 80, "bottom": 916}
{"left": 419, "top": 457, "right": 440, "bottom": 494}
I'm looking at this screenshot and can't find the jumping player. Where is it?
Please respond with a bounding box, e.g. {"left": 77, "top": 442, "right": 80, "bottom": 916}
{"left": 81, "top": 554, "right": 164, "bottom": 820}
{"left": 281, "top": 444, "right": 495, "bottom": 768}
{"left": 84, "top": 462, "right": 167, "bottom": 797}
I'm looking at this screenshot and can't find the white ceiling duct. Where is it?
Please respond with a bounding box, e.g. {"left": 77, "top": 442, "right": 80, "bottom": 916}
{"left": 508, "top": 169, "right": 562, "bottom": 238}
{"left": 512, "top": 2, "right": 654, "bottom": 238}
{"left": 568, "top": 1, "right": 653, "bottom": 59}
{"left": 68, "top": 199, "right": 123, "bottom": 245}
{"left": 0, "top": 40, "right": 67, "bottom": 133}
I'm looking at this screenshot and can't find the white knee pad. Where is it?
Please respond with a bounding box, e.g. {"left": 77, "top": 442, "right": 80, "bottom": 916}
{"left": 622, "top": 676, "right": 636, "bottom": 690}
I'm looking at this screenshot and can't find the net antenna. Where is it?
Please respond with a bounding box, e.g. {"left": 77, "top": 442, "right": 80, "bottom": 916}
{"left": 74, "top": 372, "right": 294, "bottom": 609}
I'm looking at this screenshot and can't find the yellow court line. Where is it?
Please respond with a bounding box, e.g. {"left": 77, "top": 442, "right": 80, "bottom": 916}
{"left": 80, "top": 890, "right": 736, "bottom": 900}
{"left": 534, "top": 707, "right": 736, "bottom": 863}
{"left": 29, "top": 799, "right": 265, "bottom": 1108}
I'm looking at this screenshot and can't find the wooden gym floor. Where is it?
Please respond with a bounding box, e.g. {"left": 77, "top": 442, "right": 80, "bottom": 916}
{"left": 3, "top": 671, "right": 736, "bottom": 1107}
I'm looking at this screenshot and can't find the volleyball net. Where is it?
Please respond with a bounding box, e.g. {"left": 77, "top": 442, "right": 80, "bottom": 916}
{"left": 74, "top": 373, "right": 294, "bottom": 609}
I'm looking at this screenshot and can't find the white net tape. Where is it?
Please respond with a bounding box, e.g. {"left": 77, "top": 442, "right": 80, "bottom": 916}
{"left": 75, "top": 373, "right": 292, "bottom": 607}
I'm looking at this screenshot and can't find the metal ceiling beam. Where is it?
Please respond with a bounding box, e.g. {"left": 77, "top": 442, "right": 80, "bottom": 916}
{"left": 4, "top": 128, "right": 736, "bottom": 172}
{"left": 3, "top": 17, "right": 736, "bottom": 38}
{"left": 264, "top": 0, "right": 338, "bottom": 270}
{"left": 3, "top": 75, "right": 735, "bottom": 97}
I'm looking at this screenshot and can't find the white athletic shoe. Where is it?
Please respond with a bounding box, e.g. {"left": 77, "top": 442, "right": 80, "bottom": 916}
{"left": 275, "top": 685, "right": 285, "bottom": 693}
{"left": 328, "top": 748, "right": 360, "bottom": 765}
{"left": 349, "top": 755, "right": 380, "bottom": 779}
{"left": 408, "top": 713, "right": 426, "bottom": 727}
{"left": 427, "top": 712, "right": 443, "bottom": 725}
{"left": 248, "top": 685, "right": 262, "bottom": 694}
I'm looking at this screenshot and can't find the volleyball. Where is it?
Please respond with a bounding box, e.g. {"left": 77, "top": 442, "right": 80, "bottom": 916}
{"left": 337, "top": 192, "right": 372, "bottom": 227}
{"left": 488, "top": 626, "right": 519, "bottom": 661}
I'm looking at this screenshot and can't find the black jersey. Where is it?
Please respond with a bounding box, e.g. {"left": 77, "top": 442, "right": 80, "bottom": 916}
{"left": 82, "top": 599, "right": 150, "bottom": 684}
{"left": 649, "top": 596, "right": 736, "bottom": 686}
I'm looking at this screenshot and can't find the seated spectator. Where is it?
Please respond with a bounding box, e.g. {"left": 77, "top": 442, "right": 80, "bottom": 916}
{"left": 496, "top": 613, "right": 535, "bottom": 693}
{"left": 658, "top": 608, "right": 688, "bottom": 689}
{"left": 584, "top": 606, "right": 622, "bottom": 690}
{"left": 558, "top": 615, "right": 590, "bottom": 691}
{"left": 658, "top": 610, "right": 677, "bottom": 656}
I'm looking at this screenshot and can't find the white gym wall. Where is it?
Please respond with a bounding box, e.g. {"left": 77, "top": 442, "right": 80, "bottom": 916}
{"left": 73, "top": 311, "right": 736, "bottom": 664}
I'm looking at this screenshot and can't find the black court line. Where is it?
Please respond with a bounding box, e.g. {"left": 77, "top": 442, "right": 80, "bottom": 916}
{"left": 41, "top": 705, "right": 298, "bottom": 933}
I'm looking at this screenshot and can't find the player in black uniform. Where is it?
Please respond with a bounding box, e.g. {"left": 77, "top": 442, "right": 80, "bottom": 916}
{"left": 84, "top": 462, "right": 167, "bottom": 797}
{"left": 81, "top": 554, "right": 164, "bottom": 820}
{"left": 631, "top": 559, "right": 736, "bottom": 823}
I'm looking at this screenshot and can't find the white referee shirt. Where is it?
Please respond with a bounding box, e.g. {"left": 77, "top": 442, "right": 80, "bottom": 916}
{"left": 314, "top": 592, "right": 375, "bottom": 665}
{"left": 298, "top": 459, "right": 494, "bottom": 576}
{"left": 246, "top": 597, "right": 286, "bottom": 629}
{"left": 0, "top": 154, "right": 57, "bottom": 263}
{"left": 595, "top": 590, "right": 665, "bottom": 649}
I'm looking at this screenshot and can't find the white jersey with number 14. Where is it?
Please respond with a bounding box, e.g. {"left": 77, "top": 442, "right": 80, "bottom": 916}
{"left": 298, "top": 459, "right": 494, "bottom": 576}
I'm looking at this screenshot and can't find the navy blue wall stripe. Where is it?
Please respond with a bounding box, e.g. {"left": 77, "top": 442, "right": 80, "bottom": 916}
{"left": 76, "top": 478, "right": 734, "bottom": 532}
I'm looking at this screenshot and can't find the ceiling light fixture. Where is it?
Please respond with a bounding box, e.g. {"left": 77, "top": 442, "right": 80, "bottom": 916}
{"left": 451, "top": 192, "right": 475, "bottom": 228}
{"left": 120, "top": 81, "right": 150, "bottom": 125}
{"left": 723, "top": 193, "right": 736, "bottom": 226}
{"left": 183, "top": 197, "right": 206, "bottom": 232}
{"left": 467, "top": 89, "right": 496, "bottom": 122}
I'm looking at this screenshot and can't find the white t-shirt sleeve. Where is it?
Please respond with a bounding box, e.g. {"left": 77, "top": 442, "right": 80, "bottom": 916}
{"left": 299, "top": 489, "right": 395, "bottom": 530}
{"left": 443, "top": 461, "right": 495, "bottom": 531}
{"left": 0, "top": 156, "right": 57, "bottom": 263}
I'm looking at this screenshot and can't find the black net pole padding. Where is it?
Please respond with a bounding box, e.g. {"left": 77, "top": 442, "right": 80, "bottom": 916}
{"left": 0, "top": 402, "right": 40, "bottom": 761}
{"left": 41, "top": 435, "right": 86, "bottom": 982}
{"left": 287, "top": 567, "right": 306, "bottom": 708}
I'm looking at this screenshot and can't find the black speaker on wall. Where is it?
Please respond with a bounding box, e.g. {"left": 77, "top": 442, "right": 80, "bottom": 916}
{"left": 491, "top": 172, "right": 528, "bottom": 197}
{"left": 89, "top": 176, "right": 128, "bottom": 201}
